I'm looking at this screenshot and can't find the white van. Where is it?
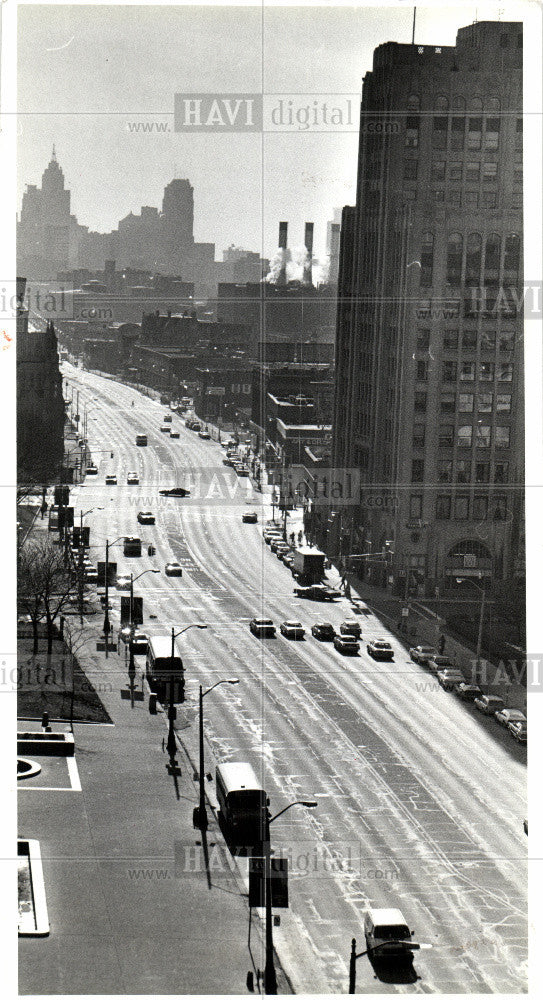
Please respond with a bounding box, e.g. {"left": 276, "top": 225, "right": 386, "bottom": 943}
{"left": 364, "top": 908, "right": 413, "bottom": 958}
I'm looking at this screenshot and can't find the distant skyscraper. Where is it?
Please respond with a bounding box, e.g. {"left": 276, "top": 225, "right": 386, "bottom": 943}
{"left": 332, "top": 20, "right": 524, "bottom": 596}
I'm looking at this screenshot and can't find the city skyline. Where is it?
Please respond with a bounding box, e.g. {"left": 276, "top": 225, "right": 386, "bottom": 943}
{"left": 16, "top": 2, "right": 506, "bottom": 259}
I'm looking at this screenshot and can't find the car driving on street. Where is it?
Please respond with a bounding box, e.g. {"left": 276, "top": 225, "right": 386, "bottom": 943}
{"left": 367, "top": 639, "right": 394, "bottom": 661}
{"left": 130, "top": 631, "right": 148, "bottom": 654}
{"left": 137, "top": 511, "right": 155, "bottom": 525}
{"left": 339, "top": 620, "right": 362, "bottom": 639}
{"left": 165, "top": 562, "right": 183, "bottom": 577}
{"left": 242, "top": 511, "right": 258, "bottom": 523}
{"left": 249, "top": 618, "right": 276, "bottom": 637}
{"left": 127, "top": 472, "right": 139, "bottom": 484}
{"left": 280, "top": 620, "right": 305, "bottom": 639}
{"left": 105, "top": 474, "right": 117, "bottom": 485}
{"left": 311, "top": 622, "right": 336, "bottom": 641}
{"left": 334, "top": 634, "right": 359, "bottom": 655}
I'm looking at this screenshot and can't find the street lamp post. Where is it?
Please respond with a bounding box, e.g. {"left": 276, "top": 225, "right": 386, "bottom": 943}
{"left": 165, "top": 624, "right": 208, "bottom": 775}
{"left": 263, "top": 799, "right": 318, "bottom": 994}
{"left": 456, "top": 574, "right": 486, "bottom": 683}
{"left": 196, "top": 678, "right": 239, "bottom": 830}
{"left": 77, "top": 507, "right": 104, "bottom": 618}
{"left": 101, "top": 535, "right": 125, "bottom": 658}
{"left": 127, "top": 568, "right": 160, "bottom": 675}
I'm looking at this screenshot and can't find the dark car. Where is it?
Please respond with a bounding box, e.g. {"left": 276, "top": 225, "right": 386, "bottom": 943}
{"left": 105, "top": 474, "right": 117, "bottom": 485}
{"left": 242, "top": 511, "right": 258, "bottom": 523}
{"left": 159, "top": 487, "right": 190, "bottom": 497}
{"left": 137, "top": 511, "right": 155, "bottom": 525}
{"left": 367, "top": 639, "right": 394, "bottom": 661}
{"left": 130, "top": 631, "right": 148, "bottom": 654}
{"left": 249, "top": 618, "right": 276, "bottom": 637}
{"left": 165, "top": 562, "right": 183, "bottom": 577}
{"left": 311, "top": 622, "right": 336, "bottom": 641}
{"left": 409, "top": 645, "right": 436, "bottom": 665}
{"left": 339, "top": 620, "right": 362, "bottom": 639}
{"left": 426, "top": 654, "right": 454, "bottom": 674}
{"left": 454, "top": 682, "right": 483, "bottom": 701}
{"left": 508, "top": 720, "right": 527, "bottom": 744}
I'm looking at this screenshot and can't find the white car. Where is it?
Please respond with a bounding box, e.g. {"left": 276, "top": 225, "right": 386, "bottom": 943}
{"left": 494, "top": 708, "right": 527, "bottom": 727}
{"left": 127, "top": 472, "right": 139, "bottom": 485}
{"left": 437, "top": 668, "right": 464, "bottom": 690}
{"left": 280, "top": 620, "right": 305, "bottom": 639}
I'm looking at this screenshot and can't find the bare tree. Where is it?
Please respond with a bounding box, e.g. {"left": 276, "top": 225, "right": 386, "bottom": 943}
{"left": 18, "top": 538, "right": 76, "bottom": 654}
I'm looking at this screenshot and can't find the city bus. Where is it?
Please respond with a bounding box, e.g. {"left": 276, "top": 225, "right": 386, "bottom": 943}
{"left": 215, "top": 762, "right": 267, "bottom": 846}
{"left": 145, "top": 635, "right": 184, "bottom": 702}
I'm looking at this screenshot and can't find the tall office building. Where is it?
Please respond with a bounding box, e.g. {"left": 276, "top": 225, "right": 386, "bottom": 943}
{"left": 332, "top": 20, "right": 523, "bottom": 596}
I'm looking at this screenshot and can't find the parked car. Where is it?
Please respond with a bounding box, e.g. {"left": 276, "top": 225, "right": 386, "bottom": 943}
{"left": 223, "top": 456, "right": 234, "bottom": 467}
{"left": 85, "top": 465, "right": 98, "bottom": 476}
{"left": 454, "top": 682, "right": 483, "bottom": 701}
{"left": 127, "top": 472, "right": 139, "bottom": 485}
{"left": 249, "top": 618, "right": 276, "bottom": 637}
{"left": 137, "top": 511, "right": 155, "bottom": 525}
{"left": 495, "top": 708, "right": 527, "bottom": 727}
{"left": 508, "top": 720, "right": 527, "bottom": 743}
{"left": 409, "top": 645, "right": 436, "bottom": 665}
{"left": 165, "top": 562, "right": 183, "bottom": 577}
{"left": 130, "top": 631, "right": 148, "bottom": 654}
{"left": 270, "top": 538, "right": 287, "bottom": 553}
{"left": 437, "top": 668, "right": 465, "bottom": 690}
{"left": 367, "top": 639, "right": 394, "bottom": 661}
{"left": 275, "top": 545, "right": 291, "bottom": 559}
{"left": 334, "top": 634, "right": 359, "bottom": 655}
{"left": 280, "top": 620, "right": 305, "bottom": 639}
{"left": 339, "top": 620, "right": 362, "bottom": 639}
{"left": 198, "top": 430, "right": 211, "bottom": 440}
{"left": 163, "top": 414, "right": 172, "bottom": 423}
{"left": 116, "top": 574, "right": 131, "bottom": 591}
{"left": 105, "top": 474, "right": 117, "bottom": 485}
{"left": 426, "top": 654, "right": 454, "bottom": 674}
{"left": 236, "top": 466, "right": 250, "bottom": 477}
{"left": 474, "top": 694, "right": 505, "bottom": 715}
{"left": 264, "top": 532, "right": 283, "bottom": 545}
{"left": 242, "top": 511, "right": 258, "bottom": 523}
{"left": 160, "top": 423, "right": 170, "bottom": 433}
{"left": 311, "top": 622, "right": 336, "bottom": 641}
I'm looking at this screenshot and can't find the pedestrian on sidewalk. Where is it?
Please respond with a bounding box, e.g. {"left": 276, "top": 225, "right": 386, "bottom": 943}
{"left": 298, "top": 529, "right": 303, "bottom": 545}
{"left": 345, "top": 582, "right": 351, "bottom": 601}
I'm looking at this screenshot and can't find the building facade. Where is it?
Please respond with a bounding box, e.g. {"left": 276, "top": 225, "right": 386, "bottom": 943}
{"left": 332, "top": 20, "right": 524, "bottom": 597}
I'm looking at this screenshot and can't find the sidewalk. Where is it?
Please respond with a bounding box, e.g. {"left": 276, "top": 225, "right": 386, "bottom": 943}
{"left": 18, "top": 645, "right": 290, "bottom": 994}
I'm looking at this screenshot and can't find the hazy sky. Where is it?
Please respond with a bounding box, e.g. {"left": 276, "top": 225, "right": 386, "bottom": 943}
{"left": 17, "top": 2, "right": 518, "bottom": 260}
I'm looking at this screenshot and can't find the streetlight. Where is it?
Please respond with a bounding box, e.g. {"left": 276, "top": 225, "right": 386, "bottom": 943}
{"left": 456, "top": 573, "right": 486, "bottom": 683}
{"left": 76, "top": 507, "right": 104, "bottom": 617}
{"left": 165, "top": 624, "right": 208, "bottom": 775}
{"left": 102, "top": 535, "right": 126, "bottom": 656}
{"left": 127, "top": 569, "right": 160, "bottom": 677}
{"left": 263, "top": 799, "right": 318, "bottom": 994}
{"left": 195, "top": 678, "right": 239, "bottom": 830}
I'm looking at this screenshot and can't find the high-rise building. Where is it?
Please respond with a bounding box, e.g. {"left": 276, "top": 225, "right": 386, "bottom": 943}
{"left": 332, "top": 20, "right": 524, "bottom": 597}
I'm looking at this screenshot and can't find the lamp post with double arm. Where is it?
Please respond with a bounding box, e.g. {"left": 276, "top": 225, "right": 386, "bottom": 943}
{"left": 195, "top": 678, "right": 239, "bottom": 830}
{"left": 263, "top": 799, "right": 318, "bottom": 994}
{"left": 127, "top": 568, "right": 160, "bottom": 678}
{"left": 165, "top": 624, "right": 208, "bottom": 774}
{"left": 102, "top": 535, "right": 125, "bottom": 658}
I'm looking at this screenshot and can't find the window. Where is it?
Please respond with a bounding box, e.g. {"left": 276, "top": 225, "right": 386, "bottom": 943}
{"left": 439, "top": 424, "right": 455, "bottom": 447}
{"left": 473, "top": 496, "right": 488, "bottom": 520}
{"left": 479, "top": 362, "right": 495, "bottom": 382}
{"left": 242, "top": 384, "right": 251, "bottom": 394}
{"left": 456, "top": 459, "right": 470, "bottom": 483}
{"left": 494, "top": 461, "right": 509, "bottom": 483}
{"left": 477, "top": 393, "right": 493, "bottom": 412}
{"left": 432, "top": 116, "right": 448, "bottom": 149}
{"left": 442, "top": 360, "right": 457, "bottom": 382}
{"left": 486, "top": 98, "right": 501, "bottom": 113}
{"left": 452, "top": 97, "right": 466, "bottom": 111}
{"left": 413, "top": 424, "right": 425, "bottom": 448}
{"left": 475, "top": 425, "right": 491, "bottom": 448}
{"left": 454, "top": 495, "right": 470, "bottom": 519}
{"left": 431, "top": 161, "right": 446, "bottom": 181}
{"left": 460, "top": 362, "right": 476, "bottom": 381}
{"left": 409, "top": 495, "right": 422, "bottom": 519}
{"left": 411, "top": 459, "right": 425, "bottom": 483}
{"left": 404, "top": 159, "right": 418, "bottom": 181}
{"left": 475, "top": 462, "right": 490, "bottom": 483}
{"left": 495, "top": 426, "right": 511, "bottom": 448}
{"left": 469, "top": 98, "right": 483, "bottom": 112}
{"left": 449, "top": 162, "right": 463, "bottom": 181}
{"left": 465, "top": 233, "right": 482, "bottom": 286}
{"left": 404, "top": 188, "right": 417, "bottom": 201}
{"left": 504, "top": 234, "right": 520, "bottom": 280}
{"left": 448, "top": 190, "right": 461, "bottom": 207}
{"left": 434, "top": 189, "right": 445, "bottom": 202}
{"left": 441, "top": 392, "right": 456, "bottom": 413}
{"left": 451, "top": 116, "right": 465, "bottom": 150}
{"left": 405, "top": 116, "right": 420, "bottom": 148}
{"left": 466, "top": 162, "right": 480, "bottom": 183}
{"left": 493, "top": 496, "right": 507, "bottom": 520}
{"left": 482, "top": 161, "right": 498, "bottom": 183}
{"left": 499, "top": 331, "right": 515, "bottom": 352}
{"left": 414, "top": 390, "right": 427, "bottom": 412}
{"left": 435, "top": 95, "right": 449, "bottom": 111}
{"left": 480, "top": 329, "right": 496, "bottom": 349}
{"left": 436, "top": 496, "right": 451, "bottom": 519}
{"left": 498, "top": 363, "right": 513, "bottom": 382}
{"left": 438, "top": 459, "right": 453, "bottom": 482}
{"left": 484, "top": 233, "right": 501, "bottom": 285}
{"left": 484, "top": 117, "right": 500, "bottom": 150}
{"left": 457, "top": 425, "right": 473, "bottom": 447}
{"left": 417, "top": 329, "right": 430, "bottom": 349}
{"left": 417, "top": 360, "right": 429, "bottom": 381}
{"left": 231, "top": 384, "right": 240, "bottom": 393}
{"left": 462, "top": 330, "right": 477, "bottom": 349}
{"left": 407, "top": 95, "right": 420, "bottom": 111}
{"left": 464, "top": 191, "right": 479, "bottom": 207}
{"left": 459, "top": 393, "right": 474, "bottom": 412}
{"left": 467, "top": 117, "right": 482, "bottom": 150}
{"left": 420, "top": 232, "right": 434, "bottom": 287}
{"left": 443, "top": 330, "right": 459, "bottom": 349}
{"left": 497, "top": 393, "right": 512, "bottom": 413}
{"left": 513, "top": 163, "right": 523, "bottom": 185}
{"left": 482, "top": 190, "right": 497, "bottom": 208}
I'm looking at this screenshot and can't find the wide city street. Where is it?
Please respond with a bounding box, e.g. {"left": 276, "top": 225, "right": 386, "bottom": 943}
{"left": 63, "top": 363, "right": 527, "bottom": 994}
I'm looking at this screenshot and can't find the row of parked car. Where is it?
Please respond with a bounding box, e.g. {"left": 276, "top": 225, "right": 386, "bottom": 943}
{"left": 409, "top": 645, "right": 526, "bottom": 743}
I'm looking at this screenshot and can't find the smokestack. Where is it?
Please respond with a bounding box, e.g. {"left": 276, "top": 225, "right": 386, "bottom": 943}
{"left": 303, "top": 222, "right": 314, "bottom": 285}
{"left": 277, "top": 221, "right": 288, "bottom": 285}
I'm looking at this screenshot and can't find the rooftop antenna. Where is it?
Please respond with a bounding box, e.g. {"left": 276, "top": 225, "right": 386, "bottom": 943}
{"left": 52, "top": 144, "right": 57, "bottom": 161}
{"left": 412, "top": 7, "right": 416, "bottom": 45}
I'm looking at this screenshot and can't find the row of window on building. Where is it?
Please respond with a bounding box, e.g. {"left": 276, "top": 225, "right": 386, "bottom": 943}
{"left": 416, "top": 329, "right": 515, "bottom": 351}
{"left": 412, "top": 422, "right": 511, "bottom": 464}
{"left": 409, "top": 492, "right": 510, "bottom": 522}
{"left": 416, "top": 360, "right": 514, "bottom": 382}
{"left": 405, "top": 114, "right": 521, "bottom": 151}
{"left": 418, "top": 231, "right": 520, "bottom": 288}
{"left": 405, "top": 158, "right": 522, "bottom": 186}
